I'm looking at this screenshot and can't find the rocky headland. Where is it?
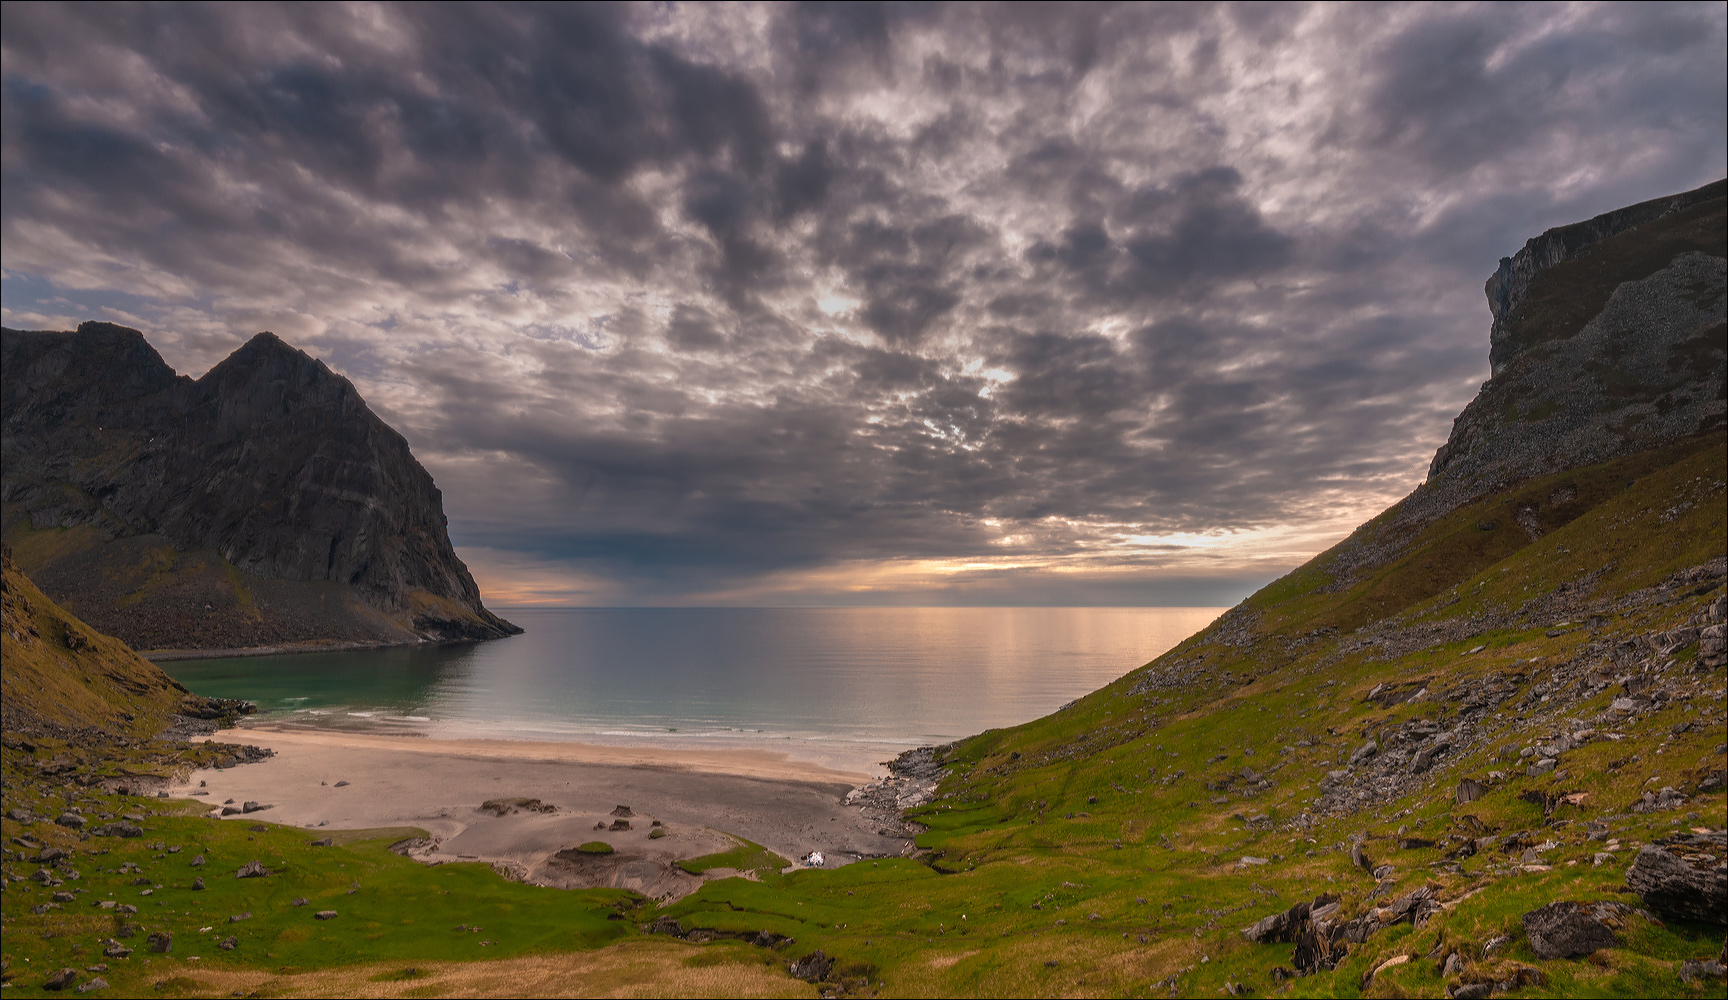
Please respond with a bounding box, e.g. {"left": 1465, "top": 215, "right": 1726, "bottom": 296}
{"left": 1, "top": 323, "right": 518, "bottom": 653}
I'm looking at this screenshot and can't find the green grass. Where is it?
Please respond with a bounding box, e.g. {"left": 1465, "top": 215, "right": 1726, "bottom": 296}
{"left": 675, "top": 836, "right": 790, "bottom": 876}
{"left": 0, "top": 808, "right": 636, "bottom": 994}
{"left": 576, "top": 841, "right": 614, "bottom": 855}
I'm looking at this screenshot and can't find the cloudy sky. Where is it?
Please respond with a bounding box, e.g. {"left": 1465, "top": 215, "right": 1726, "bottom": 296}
{"left": 3, "top": 2, "right": 1724, "bottom": 607}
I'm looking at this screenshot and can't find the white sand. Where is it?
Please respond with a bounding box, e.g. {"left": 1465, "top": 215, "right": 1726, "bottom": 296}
{"left": 167, "top": 724, "right": 910, "bottom": 896}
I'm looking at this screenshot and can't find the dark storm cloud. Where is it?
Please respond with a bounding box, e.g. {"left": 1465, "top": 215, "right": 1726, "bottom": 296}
{"left": 2, "top": 1, "right": 1723, "bottom": 604}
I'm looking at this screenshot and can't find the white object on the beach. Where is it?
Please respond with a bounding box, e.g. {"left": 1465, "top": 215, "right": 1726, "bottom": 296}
{"left": 802, "top": 851, "right": 824, "bottom": 867}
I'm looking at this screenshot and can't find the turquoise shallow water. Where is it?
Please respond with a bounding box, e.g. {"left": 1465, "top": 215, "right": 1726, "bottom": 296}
{"left": 162, "top": 606, "right": 1222, "bottom": 771}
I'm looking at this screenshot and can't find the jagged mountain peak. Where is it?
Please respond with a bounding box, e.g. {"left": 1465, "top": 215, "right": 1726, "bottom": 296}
{"left": 1, "top": 322, "right": 518, "bottom": 652}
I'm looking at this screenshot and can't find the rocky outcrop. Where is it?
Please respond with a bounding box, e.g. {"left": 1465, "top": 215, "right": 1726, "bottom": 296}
{"left": 1485, "top": 180, "right": 1724, "bottom": 375}
{"left": 1323, "top": 180, "right": 1725, "bottom": 588}
{"left": 1625, "top": 833, "right": 1727, "bottom": 925}
{"left": 1, "top": 322, "right": 518, "bottom": 650}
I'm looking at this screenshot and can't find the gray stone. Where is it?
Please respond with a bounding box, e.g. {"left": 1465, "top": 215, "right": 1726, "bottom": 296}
{"left": 788, "top": 949, "right": 834, "bottom": 982}
{"left": 145, "top": 931, "right": 172, "bottom": 954}
{"left": 1626, "top": 840, "right": 1727, "bottom": 924}
{"left": 43, "top": 967, "right": 79, "bottom": 991}
{"left": 315, "top": 910, "right": 338, "bottom": 920}
{"left": 234, "top": 860, "right": 267, "bottom": 879}
{"left": 1349, "top": 741, "right": 1378, "bottom": 765}
{"left": 55, "top": 813, "right": 86, "bottom": 829}
{"left": 1521, "top": 901, "right": 1618, "bottom": 958}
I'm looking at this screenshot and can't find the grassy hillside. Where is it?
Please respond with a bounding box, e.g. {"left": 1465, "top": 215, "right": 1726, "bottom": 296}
{"left": 655, "top": 429, "right": 1726, "bottom": 998}
{"left": 1, "top": 541, "right": 188, "bottom": 738}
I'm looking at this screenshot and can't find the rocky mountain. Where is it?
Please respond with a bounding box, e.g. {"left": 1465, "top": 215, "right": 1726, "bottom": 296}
{"left": 1, "top": 323, "right": 519, "bottom": 653}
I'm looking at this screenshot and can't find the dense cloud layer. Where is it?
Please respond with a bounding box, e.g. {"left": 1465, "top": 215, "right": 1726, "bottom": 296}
{"left": 3, "top": 2, "right": 1723, "bottom": 605}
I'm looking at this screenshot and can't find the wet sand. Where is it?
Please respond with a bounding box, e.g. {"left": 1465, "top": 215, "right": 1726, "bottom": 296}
{"left": 167, "top": 724, "right": 911, "bottom": 898}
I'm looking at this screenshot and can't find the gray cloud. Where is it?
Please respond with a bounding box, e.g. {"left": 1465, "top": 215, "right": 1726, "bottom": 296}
{"left": 2, "top": 1, "right": 1723, "bottom": 605}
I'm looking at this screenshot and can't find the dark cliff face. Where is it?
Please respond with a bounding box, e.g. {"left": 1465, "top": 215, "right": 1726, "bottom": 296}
{"left": 1, "top": 322, "right": 519, "bottom": 649}
{"left": 1325, "top": 180, "right": 1726, "bottom": 586}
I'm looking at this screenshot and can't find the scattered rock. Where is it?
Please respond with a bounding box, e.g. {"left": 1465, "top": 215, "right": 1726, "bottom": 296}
{"left": 1456, "top": 778, "right": 1487, "bottom": 805}
{"left": 1521, "top": 901, "right": 1629, "bottom": 958}
{"left": 1350, "top": 741, "right": 1378, "bottom": 765}
{"left": 1680, "top": 959, "right": 1727, "bottom": 983}
{"left": 43, "top": 967, "right": 79, "bottom": 991}
{"left": 218, "top": 936, "right": 237, "bottom": 951}
{"left": 191, "top": 877, "right": 204, "bottom": 891}
{"left": 610, "top": 805, "right": 634, "bottom": 817}
{"left": 234, "top": 860, "right": 267, "bottom": 879}
{"left": 228, "top": 911, "right": 252, "bottom": 923}
{"left": 788, "top": 950, "right": 833, "bottom": 982}
{"left": 56, "top": 813, "right": 86, "bottom": 829}
{"left": 315, "top": 910, "right": 338, "bottom": 920}
{"left": 310, "top": 838, "right": 333, "bottom": 847}
{"left": 609, "top": 819, "right": 631, "bottom": 832}
{"left": 75, "top": 977, "right": 108, "bottom": 993}
{"left": 1447, "top": 984, "right": 1492, "bottom": 1000}
{"left": 90, "top": 822, "right": 142, "bottom": 838}
{"left": 145, "top": 931, "right": 172, "bottom": 954}
{"left": 1625, "top": 836, "right": 1727, "bottom": 924}
{"left": 240, "top": 801, "right": 268, "bottom": 814}
{"left": 189, "top": 854, "right": 205, "bottom": 867}
{"left": 291, "top": 897, "right": 308, "bottom": 906}
{"left": 334, "top": 780, "right": 350, "bottom": 787}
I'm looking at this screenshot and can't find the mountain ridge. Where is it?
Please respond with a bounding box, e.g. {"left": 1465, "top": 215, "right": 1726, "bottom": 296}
{"left": 1, "top": 322, "right": 519, "bottom": 652}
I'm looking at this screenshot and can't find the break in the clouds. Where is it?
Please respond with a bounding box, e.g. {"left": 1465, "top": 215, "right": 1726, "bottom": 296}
{"left": 3, "top": 2, "right": 1724, "bottom": 606}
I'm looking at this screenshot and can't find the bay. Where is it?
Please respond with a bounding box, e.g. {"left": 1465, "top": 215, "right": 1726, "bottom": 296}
{"left": 163, "top": 606, "right": 1223, "bottom": 772}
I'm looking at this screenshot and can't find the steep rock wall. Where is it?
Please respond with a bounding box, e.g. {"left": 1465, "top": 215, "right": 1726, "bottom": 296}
{"left": 1, "top": 323, "right": 519, "bottom": 650}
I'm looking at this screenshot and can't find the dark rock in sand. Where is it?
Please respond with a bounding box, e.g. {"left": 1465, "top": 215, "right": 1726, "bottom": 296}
{"left": 611, "top": 805, "right": 635, "bottom": 817}
{"left": 1626, "top": 836, "right": 1727, "bottom": 924}
{"left": 609, "top": 819, "right": 632, "bottom": 832}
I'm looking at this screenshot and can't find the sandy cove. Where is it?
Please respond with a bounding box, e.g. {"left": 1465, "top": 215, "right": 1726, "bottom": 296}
{"left": 166, "top": 724, "right": 915, "bottom": 900}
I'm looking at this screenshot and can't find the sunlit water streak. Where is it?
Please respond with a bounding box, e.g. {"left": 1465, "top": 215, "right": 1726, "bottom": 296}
{"left": 163, "top": 606, "right": 1223, "bottom": 773}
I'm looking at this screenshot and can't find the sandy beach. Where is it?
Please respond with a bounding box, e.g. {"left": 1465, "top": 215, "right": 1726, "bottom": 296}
{"left": 167, "top": 723, "right": 915, "bottom": 900}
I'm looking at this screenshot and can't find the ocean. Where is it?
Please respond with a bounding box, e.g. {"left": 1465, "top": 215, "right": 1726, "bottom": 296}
{"left": 162, "top": 606, "right": 1224, "bottom": 773}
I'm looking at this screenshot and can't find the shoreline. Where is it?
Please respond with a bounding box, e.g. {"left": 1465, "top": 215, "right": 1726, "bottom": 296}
{"left": 144, "top": 638, "right": 448, "bottom": 662}
{"left": 169, "top": 724, "right": 919, "bottom": 900}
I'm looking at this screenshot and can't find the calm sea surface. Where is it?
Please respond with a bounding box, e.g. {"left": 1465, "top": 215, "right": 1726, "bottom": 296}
{"left": 163, "top": 607, "right": 1223, "bottom": 773}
